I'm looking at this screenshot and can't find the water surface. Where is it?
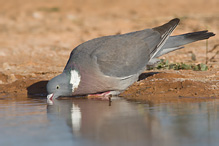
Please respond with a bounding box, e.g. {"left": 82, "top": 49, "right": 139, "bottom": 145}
{"left": 0, "top": 97, "right": 219, "bottom": 146}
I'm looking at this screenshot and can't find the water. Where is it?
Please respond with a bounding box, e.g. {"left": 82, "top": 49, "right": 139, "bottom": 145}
{"left": 0, "top": 97, "right": 219, "bottom": 146}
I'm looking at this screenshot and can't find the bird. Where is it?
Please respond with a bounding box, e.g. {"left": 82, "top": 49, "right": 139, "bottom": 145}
{"left": 46, "top": 18, "right": 215, "bottom": 100}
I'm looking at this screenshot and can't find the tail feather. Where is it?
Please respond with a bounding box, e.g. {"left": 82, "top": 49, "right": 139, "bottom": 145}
{"left": 163, "top": 30, "right": 215, "bottom": 49}
{"left": 154, "top": 30, "right": 215, "bottom": 58}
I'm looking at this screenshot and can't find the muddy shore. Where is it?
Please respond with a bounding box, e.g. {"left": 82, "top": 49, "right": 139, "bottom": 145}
{"left": 1, "top": 69, "right": 218, "bottom": 103}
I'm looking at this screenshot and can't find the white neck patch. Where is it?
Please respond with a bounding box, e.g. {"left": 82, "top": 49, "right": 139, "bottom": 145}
{"left": 70, "top": 70, "right": 81, "bottom": 92}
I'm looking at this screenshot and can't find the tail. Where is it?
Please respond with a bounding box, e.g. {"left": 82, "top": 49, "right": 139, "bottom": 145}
{"left": 149, "top": 18, "right": 180, "bottom": 59}
{"left": 155, "top": 30, "right": 215, "bottom": 57}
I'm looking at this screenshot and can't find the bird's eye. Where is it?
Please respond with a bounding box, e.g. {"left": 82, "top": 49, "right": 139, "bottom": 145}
{"left": 56, "top": 85, "right": 60, "bottom": 89}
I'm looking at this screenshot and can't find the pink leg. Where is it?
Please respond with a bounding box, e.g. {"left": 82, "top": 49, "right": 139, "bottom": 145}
{"left": 87, "top": 91, "right": 112, "bottom": 100}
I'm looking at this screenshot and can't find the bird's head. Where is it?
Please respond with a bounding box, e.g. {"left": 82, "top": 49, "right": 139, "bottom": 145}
{"left": 46, "top": 70, "right": 81, "bottom": 101}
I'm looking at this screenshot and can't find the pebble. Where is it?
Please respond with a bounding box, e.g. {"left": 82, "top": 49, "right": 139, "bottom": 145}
{"left": 7, "top": 74, "right": 17, "bottom": 83}
{"left": 32, "top": 12, "right": 43, "bottom": 19}
{"left": 0, "top": 51, "right": 6, "bottom": 56}
{"left": 3, "top": 63, "right": 11, "bottom": 70}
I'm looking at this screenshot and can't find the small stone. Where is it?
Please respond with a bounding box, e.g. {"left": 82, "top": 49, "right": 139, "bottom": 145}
{"left": 32, "top": 12, "right": 43, "bottom": 19}
{"left": 3, "top": 63, "right": 11, "bottom": 70}
{"left": 66, "top": 14, "right": 77, "bottom": 21}
{"left": 7, "top": 74, "right": 17, "bottom": 83}
{"left": 0, "top": 51, "right": 6, "bottom": 56}
{"left": 31, "top": 73, "right": 37, "bottom": 77}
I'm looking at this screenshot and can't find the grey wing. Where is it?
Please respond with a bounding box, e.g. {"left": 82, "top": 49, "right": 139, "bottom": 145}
{"left": 90, "top": 29, "right": 161, "bottom": 78}
{"left": 91, "top": 18, "right": 180, "bottom": 78}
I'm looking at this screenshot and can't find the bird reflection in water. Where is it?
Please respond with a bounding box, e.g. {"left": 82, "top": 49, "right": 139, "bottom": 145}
{"left": 46, "top": 97, "right": 176, "bottom": 146}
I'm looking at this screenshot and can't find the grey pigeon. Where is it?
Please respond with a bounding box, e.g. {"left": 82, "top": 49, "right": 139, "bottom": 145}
{"left": 47, "top": 18, "right": 215, "bottom": 100}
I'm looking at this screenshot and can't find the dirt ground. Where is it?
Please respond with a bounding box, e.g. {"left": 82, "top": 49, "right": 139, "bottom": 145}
{"left": 0, "top": 0, "right": 218, "bottom": 103}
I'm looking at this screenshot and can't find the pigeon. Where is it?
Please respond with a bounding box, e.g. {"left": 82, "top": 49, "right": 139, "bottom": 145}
{"left": 47, "top": 18, "right": 215, "bottom": 100}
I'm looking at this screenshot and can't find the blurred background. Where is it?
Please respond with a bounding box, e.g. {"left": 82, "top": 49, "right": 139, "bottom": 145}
{"left": 0, "top": 0, "right": 218, "bottom": 80}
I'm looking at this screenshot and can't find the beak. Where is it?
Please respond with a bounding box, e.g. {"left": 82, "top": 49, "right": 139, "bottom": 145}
{"left": 47, "top": 93, "right": 54, "bottom": 105}
{"left": 47, "top": 93, "right": 54, "bottom": 100}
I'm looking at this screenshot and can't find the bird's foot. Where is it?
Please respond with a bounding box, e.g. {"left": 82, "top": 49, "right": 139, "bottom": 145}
{"left": 87, "top": 91, "right": 112, "bottom": 100}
